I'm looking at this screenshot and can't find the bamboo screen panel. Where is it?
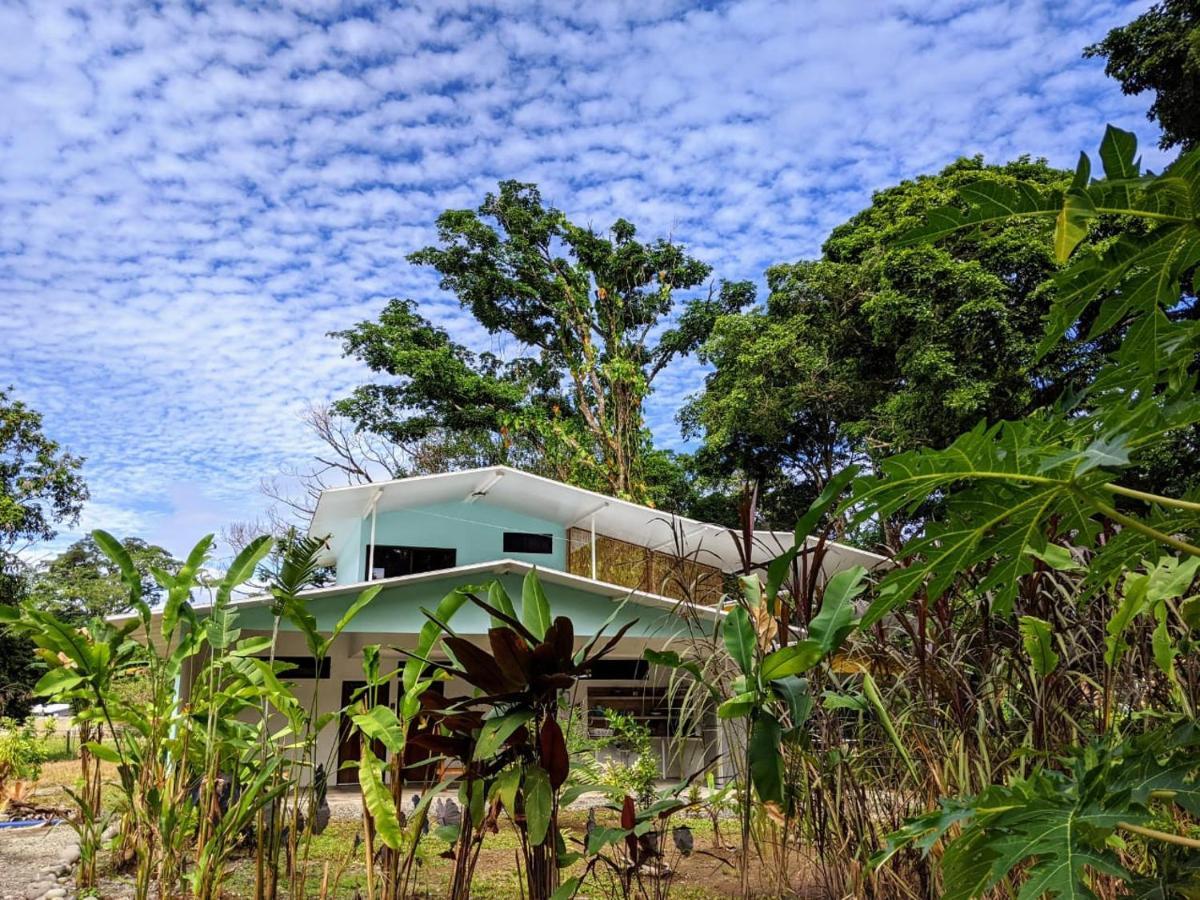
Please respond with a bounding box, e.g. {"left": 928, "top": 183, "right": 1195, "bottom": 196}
{"left": 566, "top": 528, "right": 725, "bottom": 606}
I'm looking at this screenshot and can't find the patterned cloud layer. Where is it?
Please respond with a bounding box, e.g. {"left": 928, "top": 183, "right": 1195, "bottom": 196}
{"left": 0, "top": 0, "right": 1165, "bottom": 556}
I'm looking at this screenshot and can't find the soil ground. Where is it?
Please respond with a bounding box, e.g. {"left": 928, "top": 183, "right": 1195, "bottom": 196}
{"left": 3, "top": 763, "right": 813, "bottom": 898}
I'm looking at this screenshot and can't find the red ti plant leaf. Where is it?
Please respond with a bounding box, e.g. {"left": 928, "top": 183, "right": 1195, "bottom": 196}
{"left": 464, "top": 591, "right": 540, "bottom": 645}
{"left": 577, "top": 620, "right": 639, "bottom": 671}
{"left": 489, "top": 627, "right": 533, "bottom": 687}
{"left": 621, "top": 795, "right": 638, "bottom": 860}
{"left": 545, "top": 616, "right": 574, "bottom": 664}
{"left": 531, "top": 640, "right": 560, "bottom": 677}
{"left": 407, "top": 733, "right": 474, "bottom": 760}
{"left": 531, "top": 673, "right": 575, "bottom": 693}
{"left": 539, "top": 716, "right": 569, "bottom": 789}
{"left": 444, "top": 636, "right": 516, "bottom": 693}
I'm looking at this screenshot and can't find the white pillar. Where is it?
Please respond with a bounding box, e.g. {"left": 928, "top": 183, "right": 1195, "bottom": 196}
{"left": 367, "top": 501, "right": 378, "bottom": 580}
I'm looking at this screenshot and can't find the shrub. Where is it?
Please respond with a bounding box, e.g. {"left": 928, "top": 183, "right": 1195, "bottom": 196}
{"left": 0, "top": 717, "right": 45, "bottom": 808}
{"left": 597, "top": 709, "right": 658, "bottom": 806}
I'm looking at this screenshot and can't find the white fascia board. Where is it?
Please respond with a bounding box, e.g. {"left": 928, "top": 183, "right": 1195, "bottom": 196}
{"left": 110, "top": 559, "right": 725, "bottom": 624}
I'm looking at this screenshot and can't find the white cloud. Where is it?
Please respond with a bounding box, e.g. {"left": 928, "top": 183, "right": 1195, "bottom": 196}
{"left": 0, "top": 0, "right": 1165, "bottom": 558}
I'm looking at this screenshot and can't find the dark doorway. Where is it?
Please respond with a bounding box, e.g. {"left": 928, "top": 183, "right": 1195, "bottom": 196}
{"left": 337, "top": 680, "right": 390, "bottom": 785}
{"left": 402, "top": 681, "right": 445, "bottom": 784}
{"left": 365, "top": 545, "right": 457, "bottom": 581}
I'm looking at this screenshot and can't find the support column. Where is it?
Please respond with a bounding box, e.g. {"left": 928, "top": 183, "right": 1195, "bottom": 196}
{"left": 590, "top": 514, "right": 597, "bottom": 580}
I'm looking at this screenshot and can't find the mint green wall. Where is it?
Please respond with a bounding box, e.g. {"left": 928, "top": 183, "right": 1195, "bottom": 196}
{"left": 335, "top": 525, "right": 364, "bottom": 585}
{"left": 238, "top": 572, "right": 680, "bottom": 640}
{"left": 334, "top": 501, "right": 567, "bottom": 584}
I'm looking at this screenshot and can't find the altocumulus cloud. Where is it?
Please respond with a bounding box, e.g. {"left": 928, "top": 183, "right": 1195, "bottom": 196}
{"left": 0, "top": 0, "right": 1167, "bottom": 557}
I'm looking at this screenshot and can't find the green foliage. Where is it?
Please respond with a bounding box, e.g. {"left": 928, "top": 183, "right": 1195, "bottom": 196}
{"left": 685, "top": 158, "right": 1092, "bottom": 516}
{"left": 28, "top": 535, "right": 181, "bottom": 620}
{"left": 862, "top": 125, "right": 1200, "bottom": 898}
{"left": 0, "top": 387, "right": 88, "bottom": 556}
{"left": 0, "top": 716, "right": 45, "bottom": 800}
{"left": 852, "top": 127, "right": 1200, "bottom": 625}
{"left": 595, "top": 709, "right": 658, "bottom": 806}
{"left": 0, "top": 527, "right": 380, "bottom": 900}
{"left": 648, "top": 549, "right": 868, "bottom": 892}
{"left": 335, "top": 181, "right": 752, "bottom": 502}
{"left": 1017, "top": 616, "right": 1060, "bottom": 677}
{"left": 0, "top": 389, "right": 88, "bottom": 717}
{"left": 879, "top": 725, "right": 1200, "bottom": 899}
{"left": 1086, "top": 0, "right": 1200, "bottom": 151}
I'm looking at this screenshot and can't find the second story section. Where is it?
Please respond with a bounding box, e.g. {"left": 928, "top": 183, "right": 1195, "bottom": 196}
{"left": 309, "top": 466, "right": 887, "bottom": 601}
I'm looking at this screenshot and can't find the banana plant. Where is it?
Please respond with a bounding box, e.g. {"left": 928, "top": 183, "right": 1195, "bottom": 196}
{"left": 261, "top": 543, "right": 381, "bottom": 900}
{"left": 0, "top": 529, "right": 289, "bottom": 900}
{"left": 646, "top": 563, "right": 867, "bottom": 894}
{"left": 349, "top": 585, "right": 467, "bottom": 900}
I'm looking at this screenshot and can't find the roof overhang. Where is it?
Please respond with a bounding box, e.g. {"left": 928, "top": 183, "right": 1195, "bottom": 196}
{"left": 309, "top": 466, "right": 889, "bottom": 577}
{"left": 113, "top": 558, "right": 727, "bottom": 625}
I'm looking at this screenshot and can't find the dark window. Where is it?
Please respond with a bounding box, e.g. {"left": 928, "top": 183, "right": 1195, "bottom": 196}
{"left": 258, "top": 656, "right": 331, "bottom": 679}
{"left": 366, "top": 545, "right": 457, "bottom": 580}
{"left": 503, "top": 532, "right": 554, "bottom": 554}
{"left": 587, "top": 686, "right": 675, "bottom": 737}
{"left": 582, "top": 659, "right": 648, "bottom": 680}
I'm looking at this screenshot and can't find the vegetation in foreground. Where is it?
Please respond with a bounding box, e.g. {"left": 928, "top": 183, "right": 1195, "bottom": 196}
{"left": 2, "top": 7, "right": 1200, "bottom": 897}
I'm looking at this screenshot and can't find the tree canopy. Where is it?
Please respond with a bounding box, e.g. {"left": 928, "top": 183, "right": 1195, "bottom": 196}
{"left": 334, "top": 180, "right": 753, "bottom": 504}
{"left": 684, "top": 157, "right": 1109, "bottom": 535}
{"left": 27, "top": 535, "right": 180, "bottom": 621}
{"left": 0, "top": 388, "right": 88, "bottom": 716}
{"left": 1086, "top": 0, "right": 1200, "bottom": 150}
{"left": 0, "top": 387, "right": 87, "bottom": 567}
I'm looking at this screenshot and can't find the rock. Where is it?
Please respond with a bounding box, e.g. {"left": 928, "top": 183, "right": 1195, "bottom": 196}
{"left": 57, "top": 846, "right": 80, "bottom": 865}
{"left": 43, "top": 889, "right": 68, "bottom": 899}
{"left": 24, "top": 884, "right": 51, "bottom": 900}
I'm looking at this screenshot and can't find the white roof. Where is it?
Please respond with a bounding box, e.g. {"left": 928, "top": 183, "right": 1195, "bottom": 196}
{"left": 112, "top": 559, "right": 727, "bottom": 624}
{"left": 309, "top": 466, "right": 888, "bottom": 578}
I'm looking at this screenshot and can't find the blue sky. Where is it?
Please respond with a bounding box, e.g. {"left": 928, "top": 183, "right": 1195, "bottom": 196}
{"left": 0, "top": 0, "right": 1170, "bottom": 560}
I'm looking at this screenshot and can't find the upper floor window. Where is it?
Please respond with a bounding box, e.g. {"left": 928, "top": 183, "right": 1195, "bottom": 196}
{"left": 503, "top": 532, "right": 554, "bottom": 554}
{"left": 366, "top": 545, "right": 457, "bottom": 580}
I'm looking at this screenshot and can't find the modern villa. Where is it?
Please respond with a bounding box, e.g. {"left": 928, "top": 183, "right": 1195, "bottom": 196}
{"left": 179, "top": 466, "right": 886, "bottom": 785}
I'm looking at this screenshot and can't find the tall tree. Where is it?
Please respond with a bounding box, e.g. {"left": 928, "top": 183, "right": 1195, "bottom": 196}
{"left": 27, "top": 535, "right": 179, "bottom": 621}
{"left": 0, "top": 388, "right": 88, "bottom": 716}
{"left": 1086, "top": 0, "right": 1200, "bottom": 150}
{"left": 335, "top": 181, "right": 753, "bottom": 503}
{"left": 686, "top": 157, "right": 1115, "bottom": 541}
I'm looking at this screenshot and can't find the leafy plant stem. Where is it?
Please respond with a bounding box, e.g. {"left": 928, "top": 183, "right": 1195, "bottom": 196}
{"left": 1086, "top": 495, "right": 1200, "bottom": 557}
{"left": 1101, "top": 482, "right": 1200, "bottom": 512}
{"left": 1117, "top": 821, "right": 1200, "bottom": 850}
